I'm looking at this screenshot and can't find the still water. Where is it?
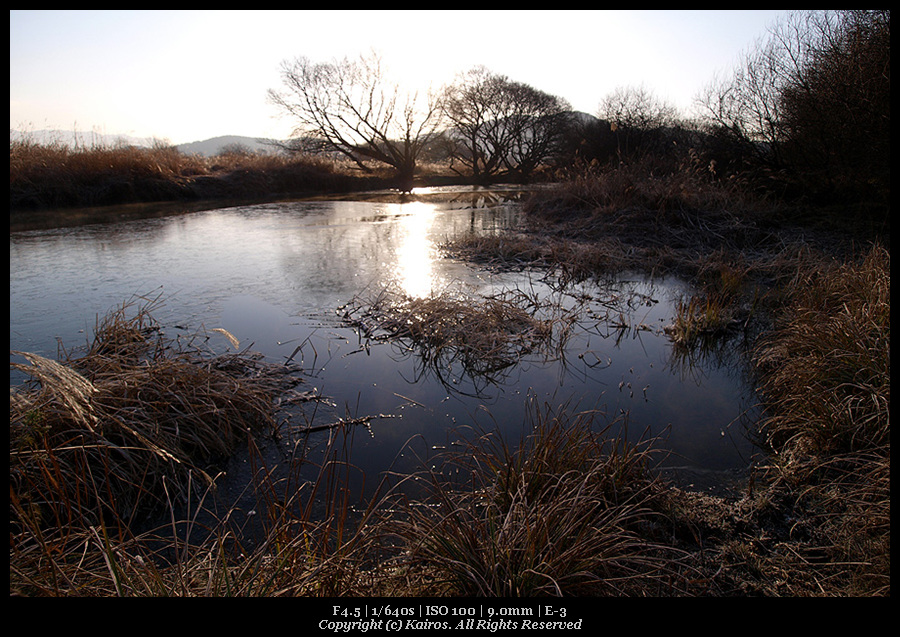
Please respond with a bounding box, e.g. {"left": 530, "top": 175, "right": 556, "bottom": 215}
{"left": 10, "top": 188, "right": 761, "bottom": 505}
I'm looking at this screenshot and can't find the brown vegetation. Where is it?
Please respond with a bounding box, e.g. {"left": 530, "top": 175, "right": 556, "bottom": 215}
{"left": 378, "top": 403, "right": 678, "bottom": 596}
{"left": 441, "top": 167, "right": 890, "bottom": 595}
{"left": 9, "top": 134, "right": 395, "bottom": 216}
{"left": 748, "top": 246, "right": 890, "bottom": 595}
{"left": 9, "top": 9, "right": 889, "bottom": 597}
{"left": 9, "top": 234, "right": 890, "bottom": 596}
{"left": 10, "top": 294, "right": 300, "bottom": 532}
{"left": 339, "top": 284, "right": 575, "bottom": 393}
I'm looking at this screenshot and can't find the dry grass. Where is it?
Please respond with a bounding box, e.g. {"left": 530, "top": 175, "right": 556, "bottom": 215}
{"left": 10, "top": 407, "right": 384, "bottom": 596}
{"left": 10, "top": 136, "right": 207, "bottom": 209}
{"left": 524, "top": 158, "right": 769, "bottom": 243}
{"left": 10, "top": 264, "right": 888, "bottom": 596}
{"left": 10, "top": 293, "right": 301, "bottom": 534}
{"left": 472, "top": 158, "right": 802, "bottom": 289}
{"left": 9, "top": 293, "right": 390, "bottom": 596}
{"left": 339, "top": 283, "right": 578, "bottom": 391}
{"left": 445, "top": 232, "right": 635, "bottom": 287}
{"left": 664, "top": 290, "right": 745, "bottom": 349}
{"left": 746, "top": 245, "right": 890, "bottom": 596}
{"left": 754, "top": 244, "right": 890, "bottom": 456}
{"left": 9, "top": 134, "right": 367, "bottom": 213}
{"left": 9, "top": 152, "right": 890, "bottom": 595}
{"left": 445, "top": 162, "right": 890, "bottom": 597}
{"left": 375, "top": 398, "right": 692, "bottom": 596}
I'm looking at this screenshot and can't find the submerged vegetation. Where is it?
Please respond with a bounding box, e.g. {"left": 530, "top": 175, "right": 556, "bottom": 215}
{"left": 339, "top": 284, "right": 577, "bottom": 394}
{"left": 10, "top": 10, "right": 889, "bottom": 596}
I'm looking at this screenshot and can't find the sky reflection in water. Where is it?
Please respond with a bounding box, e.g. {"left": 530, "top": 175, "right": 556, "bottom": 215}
{"left": 10, "top": 194, "right": 762, "bottom": 503}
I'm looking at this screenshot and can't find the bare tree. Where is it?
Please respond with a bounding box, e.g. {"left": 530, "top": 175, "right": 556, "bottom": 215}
{"left": 776, "top": 10, "right": 890, "bottom": 197}
{"left": 441, "top": 67, "right": 572, "bottom": 182}
{"left": 599, "top": 85, "right": 678, "bottom": 160}
{"left": 698, "top": 10, "right": 890, "bottom": 199}
{"left": 268, "top": 51, "right": 443, "bottom": 189}
{"left": 696, "top": 19, "right": 800, "bottom": 170}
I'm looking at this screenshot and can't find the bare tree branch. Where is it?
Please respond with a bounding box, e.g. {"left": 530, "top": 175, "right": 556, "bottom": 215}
{"left": 441, "top": 67, "right": 572, "bottom": 183}
{"left": 268, "top": 51, "right": 444, "bottom": 188}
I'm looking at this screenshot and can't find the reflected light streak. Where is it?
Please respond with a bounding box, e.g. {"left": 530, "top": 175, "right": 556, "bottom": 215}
{"left": 395, "top": 201, "right": 438, "bottom": 298}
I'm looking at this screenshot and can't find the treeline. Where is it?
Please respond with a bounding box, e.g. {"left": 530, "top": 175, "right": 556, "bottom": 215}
{"left": 270, "top": 10, "right": 888, "bottom": 204}
{"left": 695, "top": 10, "right": 890, "bottom": 208}
{"left": 554, "top": 9, "right": 889, "bottom": 212}
{"left": 10, "top": 10, "right": 889, "bottom": 218}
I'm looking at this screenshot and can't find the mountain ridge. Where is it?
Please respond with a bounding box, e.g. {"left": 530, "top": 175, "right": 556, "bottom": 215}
{"left": 175, "top": 135, "right": 282, "bottom": 156}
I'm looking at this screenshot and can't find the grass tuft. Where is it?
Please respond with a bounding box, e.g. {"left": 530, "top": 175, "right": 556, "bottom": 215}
{"left": 10, "top": 293, "right": 300, "bottom": 532}
{"left": 750, "top": 243, "right": 890, "bottom": 595}
{"left": 379, "top": 398, "right": 686, "bottom": 596}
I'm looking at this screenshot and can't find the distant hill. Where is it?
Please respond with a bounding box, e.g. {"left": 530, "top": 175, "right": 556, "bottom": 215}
{"left": 175, "top": 135, "right": 284, "bottom": 156}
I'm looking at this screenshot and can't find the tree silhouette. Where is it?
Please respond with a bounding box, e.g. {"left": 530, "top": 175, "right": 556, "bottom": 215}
{"left": 268, "top": 51, "right": 443, "bottom": 190}
{"left": 441, "top": 67, "right": 571, "bottom": 183}
{"left": 697, "top": 10, "right": 890, "bottom": 202}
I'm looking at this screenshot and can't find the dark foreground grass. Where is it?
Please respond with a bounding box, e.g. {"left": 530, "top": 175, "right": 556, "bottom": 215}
{"left": 9, "top": 294, "right": 381, "bottom": 596}
{"left": 748, "top": 245, "right": 890, "bottom": 595}
{"left": 375, "top": 401, "right": 689, "bottom": 596}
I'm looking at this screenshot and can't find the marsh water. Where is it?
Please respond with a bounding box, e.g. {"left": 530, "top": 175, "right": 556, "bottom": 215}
{"left": 10, "top": 187, "right": 762, "bottom": 514}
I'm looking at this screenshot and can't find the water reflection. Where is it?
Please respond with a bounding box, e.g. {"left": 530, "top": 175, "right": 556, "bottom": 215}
{"left": 10, "top": 195, "right": 761, "bottom": 498}
{"left": 394, "top": 201, "right": 438, "bottom": 298}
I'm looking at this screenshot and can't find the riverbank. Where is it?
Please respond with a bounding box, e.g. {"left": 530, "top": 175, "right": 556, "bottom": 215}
{"left": 444, "top": 164, "right": 889, "bottom": 596}
{"left": 11, "top": 169, "right": 889, "bottom": 597}
{"left": 9, "top": 136, "right": 493, "bottom": 232}
{"left": 9, "top": 241, "right": 889, "bottom": 596}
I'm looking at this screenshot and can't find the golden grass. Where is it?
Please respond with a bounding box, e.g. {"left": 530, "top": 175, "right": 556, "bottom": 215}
{"left": 9, "top": 416, "right": 383, "bottom": 597}
{"left": 461, "top": 162, "right": 890, "bottom": 596}
{"left": 10, "top": 293, "right": 300, "bottom": 532}
{"left": 664, "top": 291, "right": 742, "bottom": 348}
{"left": 9, "top": 135, "right": 366, "bottom": 212}
{"left": 10, "top": 262, "right": 889, "bottom": 595}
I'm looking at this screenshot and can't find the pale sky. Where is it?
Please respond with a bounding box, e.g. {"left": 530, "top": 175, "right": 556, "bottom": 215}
{"left": 10, "top": 9, "right": 790, "bottom": 145}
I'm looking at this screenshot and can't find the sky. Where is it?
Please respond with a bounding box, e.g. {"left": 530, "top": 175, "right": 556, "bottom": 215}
{"left": 10, "top": 9, "right": 792, "bottom": 146}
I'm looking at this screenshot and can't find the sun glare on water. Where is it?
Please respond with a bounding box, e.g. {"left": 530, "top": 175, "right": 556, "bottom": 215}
{"left": 394, "top": 201, "right": 439, "bottom": 298}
